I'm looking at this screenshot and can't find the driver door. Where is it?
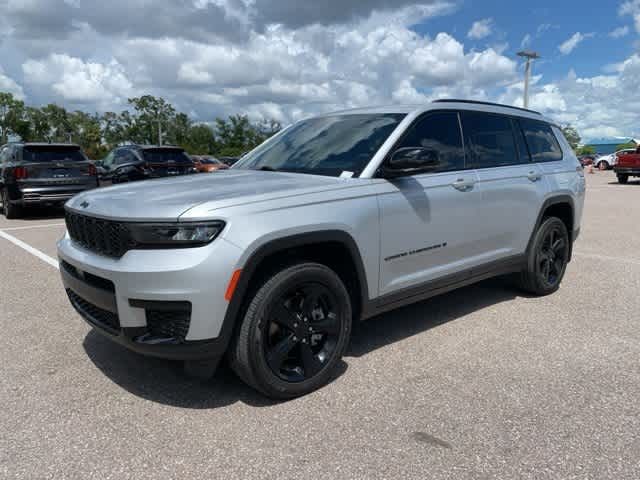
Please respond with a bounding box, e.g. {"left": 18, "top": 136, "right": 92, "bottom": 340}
{"left": 378, "top": 110, "right": 482, "bottom": 296}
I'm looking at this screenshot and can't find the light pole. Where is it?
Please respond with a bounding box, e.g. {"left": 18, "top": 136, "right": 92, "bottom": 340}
{"left": 517, "top": 50, "right": 540, "bottom": 109}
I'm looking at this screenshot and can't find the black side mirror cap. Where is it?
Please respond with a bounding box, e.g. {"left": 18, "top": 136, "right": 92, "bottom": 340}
{"left": 382, "top": 147, "right": 441, "bottom": 178}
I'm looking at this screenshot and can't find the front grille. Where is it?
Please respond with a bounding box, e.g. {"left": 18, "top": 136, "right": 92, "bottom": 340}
{"left": 146, "top": 310, "right": 191, "bottom": 342}
{"left": 67, "top": 290, "right": 120, "bottom": 335}
{"left": 65, "top": 211, "right": 135, "bottom": 258}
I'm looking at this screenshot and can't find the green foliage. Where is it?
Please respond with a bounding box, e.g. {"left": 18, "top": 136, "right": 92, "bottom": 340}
{"left": 615, "top": 142, "right": 637, "bottom": 151}
{"left": 561, "top": 125, "right": 581, "bottom": 150}
{"left": 576, "top": 145, "right": 596, "bottom": 156}
{"left": 0, "top": 91, "right": 281, "bottom": 159}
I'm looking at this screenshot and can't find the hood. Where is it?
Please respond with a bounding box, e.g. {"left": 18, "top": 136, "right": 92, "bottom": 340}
{"left": 65, "top": 169, "right": 352, "bottom": 221}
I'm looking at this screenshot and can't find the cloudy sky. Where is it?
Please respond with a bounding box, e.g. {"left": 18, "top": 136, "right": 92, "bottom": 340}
{"left": 1, "top": 0, "right": 639, "bottom": 141}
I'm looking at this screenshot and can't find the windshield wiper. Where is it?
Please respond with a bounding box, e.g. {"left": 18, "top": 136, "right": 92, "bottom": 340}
{"left": 257, "top": 165, "right": 278, "bottom": 172}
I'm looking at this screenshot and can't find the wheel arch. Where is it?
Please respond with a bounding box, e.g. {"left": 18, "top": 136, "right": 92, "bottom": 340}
{"left": 218, "top": 230, "right": 370, "bottom": 354}
{"left": 528, "top": 195, "right": 575, "bottom": 260}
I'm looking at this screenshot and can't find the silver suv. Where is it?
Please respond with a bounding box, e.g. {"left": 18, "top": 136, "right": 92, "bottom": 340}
{"left": 58, "top": 100, "right": 586, "bottom": 399}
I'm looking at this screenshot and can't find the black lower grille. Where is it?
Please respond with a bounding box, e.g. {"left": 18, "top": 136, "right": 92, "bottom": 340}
{"left": 67, "top": 290, "right": 120, "bottom": 335}
{"left": 65, "top": 211, "right": 134, "bottom": 258}
{"left": 146, "top": 310, "right": 191, "bottom": 342}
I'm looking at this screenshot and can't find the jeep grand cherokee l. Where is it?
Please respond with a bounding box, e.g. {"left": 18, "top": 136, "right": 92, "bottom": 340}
{"left": 0, "top": 143, "right": 98, "bottom": 218}
{"left": 58, "top": 100, "right": 585, "bottom": 399}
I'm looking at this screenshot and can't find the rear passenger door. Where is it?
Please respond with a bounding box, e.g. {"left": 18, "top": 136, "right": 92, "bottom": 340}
{"left": 460, "top": 111, "right": 548, "bottom": 260}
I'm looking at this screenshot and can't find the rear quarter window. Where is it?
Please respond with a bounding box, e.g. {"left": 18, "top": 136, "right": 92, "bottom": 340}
{"left": 519, "top": 119, "right": 563, "bottom": 162}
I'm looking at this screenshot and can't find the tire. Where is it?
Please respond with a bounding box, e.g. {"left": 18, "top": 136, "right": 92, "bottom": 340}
{"left": 618, "top": 174, "right": 629, "bottom": 184}
{"left": 516, "top": 217, "right": 570, "bottom": 296}
{"left": 598, "top": 161, "right": 609, "bottom": 170}
{"left": 1, "top": 188, "right": 22, "bottom": 219}
{"left": 229, "top": 262, "right": 352, "bottom": 399}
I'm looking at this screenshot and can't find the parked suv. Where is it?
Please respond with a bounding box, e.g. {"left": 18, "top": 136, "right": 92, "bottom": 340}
{"left": 58, "top": 100, "right": 585, "bottom": 399}
{"left": 0, "top": 143, "right": 97, "bottom": 218}
{"left": 96, "top": 145, "right": 196, "bottom": 186}
{"left": 614, "top": 146, "right": 640, "bottom": 183}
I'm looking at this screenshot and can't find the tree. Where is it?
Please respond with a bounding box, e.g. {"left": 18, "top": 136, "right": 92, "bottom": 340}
{"left": 0, "top": 92, "right": 27, "bottom": 143}
{"left": 213, "top": 114, "right": 279, "bottom": 156}
{"left": 576, "top": 145, "right": 595, "bottom": 156}
{"left": 41, "top": 104, "right": 72, "bottom": 142}
{"left": 561, "top": 125, "right": 581, "bottom": 150}
{"left": 615, "top": 142, "right": 637, "bottom": 151}
{"left": 183, "top": 124, "right": 216, "bottom": 154}
{"left": 128, "top": 95, "right": 176, "bottom": 144}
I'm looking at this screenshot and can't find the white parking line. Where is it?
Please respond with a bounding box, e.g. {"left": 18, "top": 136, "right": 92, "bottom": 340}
{"left": 1, "top": 223, "right": 65, "bottom": 231}
{"left": 0, "top": 229, "right": 59, "bottom": 270}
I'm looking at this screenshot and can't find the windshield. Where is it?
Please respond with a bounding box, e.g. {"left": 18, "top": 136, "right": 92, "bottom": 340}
{"left": 142, "top": 149, "right": 192, "bottom": 164}
{"left": 22, "top": 146, "right": 86, "bottom": 163}
{"left": 234, "top": 114, "right": 405, "bottom": 177}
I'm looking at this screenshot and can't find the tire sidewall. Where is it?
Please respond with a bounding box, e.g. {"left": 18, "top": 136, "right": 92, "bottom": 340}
{"left": 527, "top": 217, "right": 569, "bottom": 294}
{"left": 247, "top": 264, "right": 352, "bottom": 398}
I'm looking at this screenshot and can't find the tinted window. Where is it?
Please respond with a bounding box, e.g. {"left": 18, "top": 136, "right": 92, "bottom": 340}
{"left": 234, "top": 114, "right": 405, "bottom": 177}
{"left": 520, "top": 119, "right": 563, "bottom": 162}
{"left": 142, "top": 149, "right": 192, "bottom": 164}
{"left": 22, "top": 146, "right": 85, "bottom": 163}
{"left": 395, "top": 111, "right": 464, "bottom": 172}
{"left": 461, "top": 111, "right": 520, "bottom": 168}
{"left": 114, "top": 149, "right": 139, "bottom": 165}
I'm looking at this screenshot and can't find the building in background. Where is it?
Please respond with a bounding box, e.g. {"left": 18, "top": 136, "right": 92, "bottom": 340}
{"left": 585, "top": 137, "right": 638, "bottom": 155}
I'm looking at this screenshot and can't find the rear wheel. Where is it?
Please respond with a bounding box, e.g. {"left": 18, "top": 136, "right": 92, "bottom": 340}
{"left": 516, "top": 217, "right": 569, "bottom": 296}
{"left": 1, "top": 188, "right": 22, "bottom": 219}
{"left": 229, "top": 262, "right": 352, "bottom": 399}
{"left": 618, "top": 174, "right": 629, "bottom": 184}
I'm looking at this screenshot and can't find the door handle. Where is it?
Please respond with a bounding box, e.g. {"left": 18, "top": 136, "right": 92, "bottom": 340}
{"left": 451, "top": 178, "right": 475, "bottom": 192}
{"left": 527, "top": 171, "right": 542, "bottom": 182}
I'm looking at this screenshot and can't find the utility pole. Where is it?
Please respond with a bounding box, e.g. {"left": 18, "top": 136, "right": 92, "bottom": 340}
{"left": 517, "top": 50, "right": 540, "bottom": 109}
{"left": 158, "top": 118, "right": 163, "bottom": 146}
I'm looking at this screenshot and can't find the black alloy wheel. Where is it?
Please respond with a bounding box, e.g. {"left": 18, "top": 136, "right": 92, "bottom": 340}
{"left": 264, "top": 282, "right": 341, "bottom": 382}
{"left": 229, "top": 262, "right": 352, "bottom": 399}
{"left": 516, "top": 216, "right": 570, "bottom": 296}
{"left": 535, "top": 224, "right": 568, "bottom": 289}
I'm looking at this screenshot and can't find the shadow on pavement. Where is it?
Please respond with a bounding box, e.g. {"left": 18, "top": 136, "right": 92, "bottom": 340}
{"left": 83, "top": 277, "right": 520, "bottom": 408}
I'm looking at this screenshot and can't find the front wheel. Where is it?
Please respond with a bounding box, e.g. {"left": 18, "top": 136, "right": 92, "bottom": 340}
{"left": 229, "top": 262, "right": 352, "bottom": 399}
{"left": 516, "top": 217, "right": 570, "bottom": 296}
{"left": 598, "top": 161, "right": 609, "bottom": 170}
{"left": 618, "top": 174, "right": 629, "bottom": 184}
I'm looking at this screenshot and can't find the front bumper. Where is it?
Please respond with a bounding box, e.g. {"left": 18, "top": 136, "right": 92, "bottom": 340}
{"left": 58, "top": 233, "right": 244, "bottom": 360}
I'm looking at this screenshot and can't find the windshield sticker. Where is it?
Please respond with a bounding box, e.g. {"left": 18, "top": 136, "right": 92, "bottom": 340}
{"left": 339, "top": 171, "right": 354, "bottom": 179}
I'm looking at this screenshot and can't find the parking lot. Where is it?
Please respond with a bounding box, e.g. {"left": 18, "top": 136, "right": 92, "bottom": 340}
{"left": 1, "top": 171, "right": 639, "bottom": 479}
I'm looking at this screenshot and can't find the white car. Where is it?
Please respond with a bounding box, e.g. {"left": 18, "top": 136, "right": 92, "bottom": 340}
{"left": 596, "top": 148, "right": 636, "bottom": 170}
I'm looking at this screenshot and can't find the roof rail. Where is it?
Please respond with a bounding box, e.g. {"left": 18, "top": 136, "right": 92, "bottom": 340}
{"left": 433, "top": 99, "right": 541, "bottom": 115}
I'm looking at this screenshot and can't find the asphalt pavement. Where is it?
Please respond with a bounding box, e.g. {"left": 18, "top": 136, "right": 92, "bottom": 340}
{"left": 1, "top": 171, "right": 639, "bottom": 479}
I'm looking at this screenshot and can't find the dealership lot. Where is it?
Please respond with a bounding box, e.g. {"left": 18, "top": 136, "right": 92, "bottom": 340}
{"left": 1, "top": 172, "right": 639, "bottom": 479}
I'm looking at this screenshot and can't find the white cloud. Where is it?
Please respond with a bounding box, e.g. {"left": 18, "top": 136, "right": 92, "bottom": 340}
{"left": 609, "top": 26, "right": 630, "bottom": 38}
{"left": 467, "top": 18, "right": 493, "bottom": 40}
{"left": 0, "top": 68, "right": 25, "bottom": 100}
{"left": 558, "top": 32, "right": 592, "bottom": 55}
{"left": 22, "top": 54, "right": 133, "bottom": 105}
{"left": 619, "top": 0, "right": 640, "bottom": 32}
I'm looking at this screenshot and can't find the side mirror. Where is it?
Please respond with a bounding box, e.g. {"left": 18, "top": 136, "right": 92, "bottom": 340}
{"left": 384, "top": 147, "right": 440, "bottom": 177}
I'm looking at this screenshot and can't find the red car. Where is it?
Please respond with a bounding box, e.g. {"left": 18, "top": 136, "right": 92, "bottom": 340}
{"left": 192, "top": 156, "right": 230, "bottom": 173}
{"left": 614, "top": 147, "right": 640, "bottom": 184}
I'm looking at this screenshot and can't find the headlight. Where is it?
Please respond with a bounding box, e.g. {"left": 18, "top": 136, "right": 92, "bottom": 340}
{"left": 128, "top": 221, "right": 225, "bottom": 247}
